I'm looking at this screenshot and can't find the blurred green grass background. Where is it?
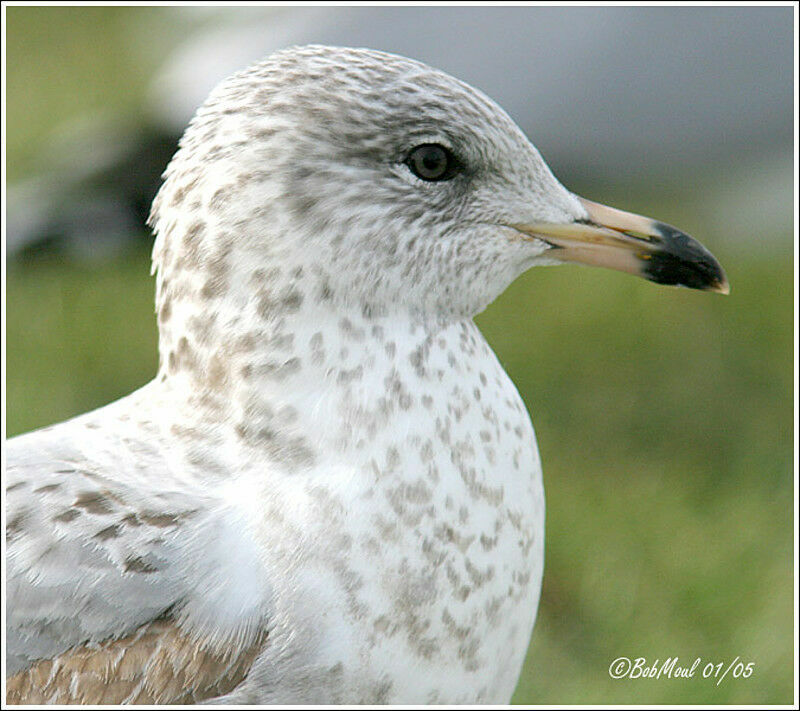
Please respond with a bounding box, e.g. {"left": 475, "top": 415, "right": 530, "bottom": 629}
{"left": 5, "top": 7, "right": 795, "bottom": 704}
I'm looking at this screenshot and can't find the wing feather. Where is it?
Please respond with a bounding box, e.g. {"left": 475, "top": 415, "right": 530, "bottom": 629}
{"left": 6, "top": 617, "right": 269, "bottom": 704}
{"left": 6, "top": 399, "right": 272, "bottom": 702}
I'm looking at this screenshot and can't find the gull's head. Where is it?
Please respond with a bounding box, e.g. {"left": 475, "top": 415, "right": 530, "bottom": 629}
{"left": 150, "top": 45, "right": 728, "bottom": 329}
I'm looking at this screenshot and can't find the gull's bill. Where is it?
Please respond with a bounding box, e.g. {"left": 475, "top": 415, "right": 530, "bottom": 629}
{"left": 513, "top": 196, "right": 730, "bottom": 294}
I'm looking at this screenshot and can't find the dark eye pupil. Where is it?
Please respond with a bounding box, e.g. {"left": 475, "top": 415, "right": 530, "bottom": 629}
{"left": 407, "top": 143, "right": 456, "bottom": 181}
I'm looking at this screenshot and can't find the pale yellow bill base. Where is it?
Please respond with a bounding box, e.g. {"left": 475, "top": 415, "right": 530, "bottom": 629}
{"left": 511, "top": 196, "right": 730, "bottom": 294}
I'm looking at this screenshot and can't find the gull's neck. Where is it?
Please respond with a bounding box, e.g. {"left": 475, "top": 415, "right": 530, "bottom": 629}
{"left": 153, "top": 263, "right": 480, "bottom": 472}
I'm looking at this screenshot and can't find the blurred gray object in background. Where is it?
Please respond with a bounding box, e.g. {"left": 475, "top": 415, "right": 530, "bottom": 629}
{"left": 151, "top": 6, "right": 793, "bottom": 177}
{"left": 8, "top": 5, "right": 793, "bottom": 260}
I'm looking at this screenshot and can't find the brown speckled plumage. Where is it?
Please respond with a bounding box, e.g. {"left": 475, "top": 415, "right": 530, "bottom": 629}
{"left": 6, "top": 617, "right": 267, "bottom": 704}
{"left": 6, "top": 44, "right": 725, "bottom": 704}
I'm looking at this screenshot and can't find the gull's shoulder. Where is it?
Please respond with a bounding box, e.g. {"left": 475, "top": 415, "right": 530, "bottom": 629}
{"left": 6, "top": 390, "right": 274, "bottom": 703}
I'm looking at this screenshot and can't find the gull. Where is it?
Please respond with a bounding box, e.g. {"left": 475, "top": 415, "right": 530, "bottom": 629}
{"left": 5, "top": 45, "right": 728, "bottom": 705}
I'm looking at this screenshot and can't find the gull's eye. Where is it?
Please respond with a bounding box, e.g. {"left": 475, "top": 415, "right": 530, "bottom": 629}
{"left": 405, "top": 143, "right": 459, "bottom": 182}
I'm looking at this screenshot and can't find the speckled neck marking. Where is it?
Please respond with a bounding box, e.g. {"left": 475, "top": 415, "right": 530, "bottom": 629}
{"left": 152, "top": 240, "right": 473, "bottom": 472}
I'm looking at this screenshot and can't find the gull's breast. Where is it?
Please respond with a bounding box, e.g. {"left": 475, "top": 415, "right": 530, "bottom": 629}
{"left": 234, "top": 319, "right": 545, "bottom": 703}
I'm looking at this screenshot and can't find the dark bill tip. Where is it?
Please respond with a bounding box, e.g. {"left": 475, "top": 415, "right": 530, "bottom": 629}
{"left": 641, "top": 222, "right": 730, "bottom": 294}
